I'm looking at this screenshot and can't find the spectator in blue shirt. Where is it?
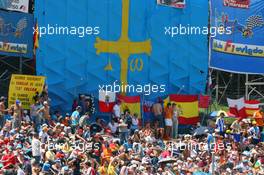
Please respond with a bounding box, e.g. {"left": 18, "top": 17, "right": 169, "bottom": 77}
{"left": 71, "top": 106, "right": 82, "bottom": 133}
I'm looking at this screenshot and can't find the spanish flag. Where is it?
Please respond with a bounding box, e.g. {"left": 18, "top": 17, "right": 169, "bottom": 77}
{"left": 169, "top": 94, "right": 199, "bottom": 125}
{"left": 33, "top": 21, "right": 39, "bottom": 55}
{"left": 163, "top": 96, "right": 170, "bottom": 108}
{"left": 117, "top": 94, "right": 141, "bottom": 118}
{"left": 245, "top": 100, "right": 260, "bottom": 117}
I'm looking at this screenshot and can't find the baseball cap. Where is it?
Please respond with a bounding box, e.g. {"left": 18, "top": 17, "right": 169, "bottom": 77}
{"left": 16, "top": 100, "right": 20, "bottom": 104}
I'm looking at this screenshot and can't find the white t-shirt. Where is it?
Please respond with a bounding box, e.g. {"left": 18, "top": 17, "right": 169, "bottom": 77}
{"left": 23, "top": 114, "right": 31, "bottom": 122}
{"left": 113, "top": 104, "right": 121, "bottom": 118}
{"left": 17, "top": 168, "right": 25, "bottom": 175}
{"left": 132, "top": 118, "right": 139, "bottom": 126}
{"left": 32, "top": 138, "right": 41, "bottom": 156}
{"left": 108, "top": 122, "right": 118, "bottom": 133}
{"left": 39, "top": 131, "right": 48, "bottom": 143}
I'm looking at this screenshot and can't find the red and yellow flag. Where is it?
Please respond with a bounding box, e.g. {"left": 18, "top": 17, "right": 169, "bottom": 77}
{"left": 117, "top": 94, "right": 141, "bottom": 118}
{"left": 169, "top": 94, "right": 199, "bottom": 125}
{"left": 33, "top": 21, "right": 39, "bottom": 55}
{"left": 245, "top": 100, "right": 260, "bottom": 117}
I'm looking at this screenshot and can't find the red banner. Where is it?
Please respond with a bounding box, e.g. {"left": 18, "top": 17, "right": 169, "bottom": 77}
{"left": 199, "top": 95, "right": 210, "bottom": 109}
{"left": 223, "top": 0, "right": 250, "bottom": 9}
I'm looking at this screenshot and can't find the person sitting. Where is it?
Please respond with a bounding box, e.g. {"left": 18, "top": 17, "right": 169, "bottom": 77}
{"left": 90, "top": 118, "right": 103, "bottom": 136}
{"left": 108, "top": 118, "right": 119, "bottom": 136}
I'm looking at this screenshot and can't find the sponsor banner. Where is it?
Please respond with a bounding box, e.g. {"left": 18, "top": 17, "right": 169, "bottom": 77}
{"left": 212, "top": 39, "right": 264, "bottom": 57}
{"left": 210, "top": 0, "right": 264, "bottom": 74}
{"left": 157, "top": 0, "right": 185, "bottom": 8}
{"left": 0, "top": 41, "right": 27, "bottom": 54}
{"left": 8, "top": 74, "right": 46, "bottom": 109}
{"left": 0, "top": 10, "right": 33, "bottom": 58}
{"left": 0, "top": 0, "right": 29, "bottom": 13}
{"left": 223, "top": 0, "right": 250, "bottom": 9}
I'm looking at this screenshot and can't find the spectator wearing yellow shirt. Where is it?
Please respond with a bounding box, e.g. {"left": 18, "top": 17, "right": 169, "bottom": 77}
{"left": 253, "top": 108, "right": 264, "bottom": 127}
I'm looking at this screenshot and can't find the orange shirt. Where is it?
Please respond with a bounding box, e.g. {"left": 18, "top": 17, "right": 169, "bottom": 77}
{"left": 254, "top": 111, "right": 264, "bottom": 126}
{"left": 62, "top": 118, "right": 70, "bottom": 126}
{"left": 164, "top": 107, "right": 173, "bottom": 119}
{"left": 102, "top": 145, "right": 112, "bottom": 162}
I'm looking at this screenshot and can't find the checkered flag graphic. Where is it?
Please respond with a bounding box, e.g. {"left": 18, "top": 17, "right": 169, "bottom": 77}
{"left": 246, "top": 15, "right": 264, "bottom": 30}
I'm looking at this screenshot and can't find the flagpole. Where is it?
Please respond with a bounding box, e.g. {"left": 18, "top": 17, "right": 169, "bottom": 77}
{"left": 141, "top": 93, "right": 144, "bottom": 127}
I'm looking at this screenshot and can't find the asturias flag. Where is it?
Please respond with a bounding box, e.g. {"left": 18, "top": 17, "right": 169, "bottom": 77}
{"left": 169, "top": 94, "right": 199, "bottom": 125}
{"left": 33, "top": 21, "right": 39, "bottom": 55}
{"left": 99, "top": 91, "right": 116, "bottom": 113}
{"left": 227, "top": 97, "right": 246, "bottom": 118}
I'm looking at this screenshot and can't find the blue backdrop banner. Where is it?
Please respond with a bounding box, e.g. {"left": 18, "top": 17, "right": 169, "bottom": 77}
{"left": 210, "top": 0, "right": 264, "bottom": 74}
{"left": 35, "top": 0, "right": 208, "bottom": 112}
{"left": 0, "top": 10, "right": 33, "bottom": 58}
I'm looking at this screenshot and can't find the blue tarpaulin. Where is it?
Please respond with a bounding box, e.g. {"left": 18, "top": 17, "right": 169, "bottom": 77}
{"left": 35, "top": 0, "right": 208, "bottom": 111}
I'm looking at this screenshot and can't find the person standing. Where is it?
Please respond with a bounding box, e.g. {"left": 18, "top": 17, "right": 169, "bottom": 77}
{"left": 119, "top": 119, "right": 128, "bottom": 144}
{"left": 261, "top": 127, "right": 264, "bottom": 143}
{"left": 172, "top": 103, "right": 179, "bottom": 139}
{"left": 71, "top": 106, "right": 82, "bottom": 133}
{"left": 11, "top": 100, "right": 23, "bottom": 129}
{"left": 32, "top": 133, "right": 41, "bottom": 165}
{"left": 231, "top": 119, "right": 242, "bottom": 143}
{"left": 79, "top": 112, "right": 90, "bottom": 128}
{"left": 164, "top": 103, "right": 173, "bottom": 139}
{"left": 124, "top": 110, "right": 132, "bottom": 133}
{"left": 113, "top": 100, "right": 121, "bottom": 119}
{"left": 37, "top": 101, "right": 50, "bottom": 125}
{"left": 0, "top": 96, "right": 6, "bottom": 128}
{"left": 31, "top": 100, "right": 42, "bottom": 132}
{"left": 131, "top": 113, "right": 139, "bottom": 135}
{"left": 248, "top": 121, "right": 260, "bottom": 145}
{"left": 152, "top": 98, "right": 163, "bottom": 128}
{"left": 215, "top": 112, "right": 225, "bottom": 137}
